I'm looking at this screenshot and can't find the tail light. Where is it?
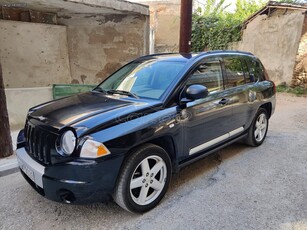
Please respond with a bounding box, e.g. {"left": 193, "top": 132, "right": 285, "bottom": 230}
{"left": 269, "top": 80, "right": 276, "bottom": 94}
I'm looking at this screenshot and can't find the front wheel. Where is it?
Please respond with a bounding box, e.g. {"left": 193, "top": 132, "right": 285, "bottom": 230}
{"left": 113, "top": 144, "right": 171, "bottom": 213}
{"left": 245, "top": 108, "right": 269, "bottom": 146}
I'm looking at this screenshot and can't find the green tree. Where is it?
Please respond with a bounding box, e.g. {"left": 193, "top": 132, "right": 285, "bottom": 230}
{"left": 198, "top": 0, "right": 231, "bottom": 16}
{"left": 232, "top": 0, "right": 266, "bottom": 20}
{"left": 192, "top": 0, "right": 266, "bottom": 52}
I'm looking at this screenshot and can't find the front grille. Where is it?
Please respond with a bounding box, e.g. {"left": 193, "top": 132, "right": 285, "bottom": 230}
{"left": 24, "top": 121, "right": 53, "bottom": 165}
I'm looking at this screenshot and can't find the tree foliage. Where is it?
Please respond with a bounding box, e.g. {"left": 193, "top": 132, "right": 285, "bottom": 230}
{"left": 192, "top": 0, "right": 266, "bottom": 51}
{"left": 192, "top": 0, "right": 307, "bottom": 51}
{"left": 197, "top": 0, "right": 231, "bottom": 16}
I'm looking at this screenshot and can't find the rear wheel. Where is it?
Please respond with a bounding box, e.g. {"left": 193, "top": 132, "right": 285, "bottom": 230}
{"left": 245, "top": 108, "right": 269, "bottom": 146}
{"left": 113, "top": 144, "right": 171, "bottom": 213}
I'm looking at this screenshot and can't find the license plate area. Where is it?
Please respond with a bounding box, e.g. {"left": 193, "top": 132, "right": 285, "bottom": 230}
{"left": 16, "top": 148, "right": 45, "bottom": 189}
{"left": 19, "top": 161, "right": 35, "bottom": 183}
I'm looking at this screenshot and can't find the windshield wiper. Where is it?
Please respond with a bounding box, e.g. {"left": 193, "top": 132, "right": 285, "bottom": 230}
{"left": 93, "top": 87, "right": 107, "bottom": 94}
{"left": 107, "top": 89, "right": 139, "bottom": 99}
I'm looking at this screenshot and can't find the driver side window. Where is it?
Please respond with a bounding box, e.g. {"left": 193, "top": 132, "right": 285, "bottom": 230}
{"left": 187, "top": 59, "right": 223, "bottom": 93}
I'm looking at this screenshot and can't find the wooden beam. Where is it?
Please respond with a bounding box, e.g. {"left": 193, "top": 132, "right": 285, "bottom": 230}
{"left": 179, "top": 0, "right": 192, "bottom": 53}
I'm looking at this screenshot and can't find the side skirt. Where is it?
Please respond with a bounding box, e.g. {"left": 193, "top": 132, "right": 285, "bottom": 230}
{"left": 177, "top": 133, "right": 248, "bottom": 170}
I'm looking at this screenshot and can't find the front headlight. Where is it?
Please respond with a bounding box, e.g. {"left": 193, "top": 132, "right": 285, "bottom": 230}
{"left": 80, "top": 139, "right": 110, "bottom": 158}
{"left": 59, "top": 130, "right": 76, "bottom": 156}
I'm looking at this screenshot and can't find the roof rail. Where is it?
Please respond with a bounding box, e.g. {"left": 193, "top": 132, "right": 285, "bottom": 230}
{"left": 194, "top": 50, "right": 254, "bottom": 57}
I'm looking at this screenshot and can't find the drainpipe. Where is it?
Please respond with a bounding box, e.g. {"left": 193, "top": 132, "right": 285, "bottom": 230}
{"left": 179, "top": 0, "right": 193, "bottom": 53}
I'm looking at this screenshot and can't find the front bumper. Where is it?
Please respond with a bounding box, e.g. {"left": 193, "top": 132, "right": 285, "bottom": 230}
{"left": 16, "top": 147, "right": 124, "bottom": 204}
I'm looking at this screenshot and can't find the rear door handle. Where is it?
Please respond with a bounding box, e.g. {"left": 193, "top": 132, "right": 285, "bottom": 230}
{"left": 219, "top": 98, "right": 230, "bottom": 105}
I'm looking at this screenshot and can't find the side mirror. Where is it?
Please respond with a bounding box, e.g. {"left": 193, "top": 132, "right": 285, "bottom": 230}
{"left": 186, "top": 84, "right": 209, "bottom": 100}
{"left": 181, "top": 84, "right": 209, "bottom": 104}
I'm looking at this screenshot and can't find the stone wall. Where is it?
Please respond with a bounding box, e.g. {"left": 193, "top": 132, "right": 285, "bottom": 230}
{"left": 292, "top": 16, "right": 307, "bottom": 87}
{"left": 5, "top": 87, "right": 53, "bottom": 129}
{"left": 0, "top": 13, "right": 149, "bottom": 127}
{"left": 130, "top": 0, "right": 180, "bottom": 53}
{"left": 0, "top": 20, "right": 72, "bottom": 88}
{"left": 230, "top": 10, "right": 305, "bottom": 85}
{"left": 58, "top": 14, "right": 149, "bottom": 84}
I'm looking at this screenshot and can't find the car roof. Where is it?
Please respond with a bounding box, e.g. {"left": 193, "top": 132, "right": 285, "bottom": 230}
{"left": 134, "top": 51, "right": 255, "bottom": 63}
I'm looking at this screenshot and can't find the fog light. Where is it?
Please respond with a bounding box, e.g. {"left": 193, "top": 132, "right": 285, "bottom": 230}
{"left": 58, "top": 189, "right": 75, "bottom": 204}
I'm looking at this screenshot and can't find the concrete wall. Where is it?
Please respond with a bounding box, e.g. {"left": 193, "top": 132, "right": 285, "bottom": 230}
{"left": 130, "top": 0, "right": 180, "bottom": 53}
{"left": 0, "top": 16, "right": 149, "bottom": 87}
{"left": 5, "top": 87, "right": 53, "bottom": 129}
{"left": 0, "top": 20, "right": 72, "bottom": 88}
{"left": 58, "top": 14, "right": 149, "bottom": 84}
{"left": 0, "top": 14, "right": 149, "bottom": 127}
{"left": 230, "top": 10, "right": 305, "bottom": 85}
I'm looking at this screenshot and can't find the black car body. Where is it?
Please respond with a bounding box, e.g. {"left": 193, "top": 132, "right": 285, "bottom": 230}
{"left": 16, "top": 51, "right": 276, "bottom": 213}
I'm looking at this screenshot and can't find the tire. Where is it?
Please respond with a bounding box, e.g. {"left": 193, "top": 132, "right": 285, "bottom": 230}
{"left": 245, "top": 108, "right": 269, "bottom": 147}
{"left": 113, "top": 143, "right": 171, "bottom": 213}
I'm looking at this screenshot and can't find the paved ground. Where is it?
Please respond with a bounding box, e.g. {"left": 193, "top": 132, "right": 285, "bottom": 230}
{"left": 1, "top": 93, "right": 307, "bottom": 230}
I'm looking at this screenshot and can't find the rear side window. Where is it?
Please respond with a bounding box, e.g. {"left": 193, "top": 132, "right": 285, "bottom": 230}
{"left": 241, "top": 58, "right": 253, "bottom": 84}
{"left": 223, "top": 56, "right": 245, "bottom": 88}
{"left": 245, "top": 57, "right": 264, "bottom": 82}
{"left": 187, "top": 58, "right": 223, "bottom": 93}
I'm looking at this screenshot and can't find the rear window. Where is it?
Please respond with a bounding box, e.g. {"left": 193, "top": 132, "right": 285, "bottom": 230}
{"left": 245, "top": 57, "right": 264, "bottom": 82}
{"left": 241, "top": 58, "right": 253, "bottom": 84}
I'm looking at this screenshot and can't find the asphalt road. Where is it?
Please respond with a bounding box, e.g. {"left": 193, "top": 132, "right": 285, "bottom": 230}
{"left": 1, "top": 93, "right": 307, "bottom": 230}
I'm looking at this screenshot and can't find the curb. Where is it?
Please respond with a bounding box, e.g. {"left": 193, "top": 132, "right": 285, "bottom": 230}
{"left": 0, "top": 158, "right": 19, "bottom": 178}
{"left": 0, "top": 130, "right": 20, "bottom": 178}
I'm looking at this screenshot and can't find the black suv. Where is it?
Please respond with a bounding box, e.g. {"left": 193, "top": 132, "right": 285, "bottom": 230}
{"left": 16, "top": 51, "right": 276, "bottom": 213}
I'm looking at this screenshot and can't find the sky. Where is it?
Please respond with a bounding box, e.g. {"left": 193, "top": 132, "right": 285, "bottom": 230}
{"left": 193, "top": 0, "right": 238, "bottom": 12}
{"left": 220, "top": 0, "right": 237, "bottom": 12}
{"left": 195, "top": 0, "right": 307, "bottom": 12}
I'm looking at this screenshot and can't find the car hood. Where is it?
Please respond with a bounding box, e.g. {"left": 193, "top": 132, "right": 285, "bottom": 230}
{"left": 28, "top": 92, "right": 161, "bottom": 133}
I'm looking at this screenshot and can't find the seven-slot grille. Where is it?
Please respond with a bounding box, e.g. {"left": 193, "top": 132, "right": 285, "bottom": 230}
{"left": 24, "top": 121, "right": 53, "bottom": 165}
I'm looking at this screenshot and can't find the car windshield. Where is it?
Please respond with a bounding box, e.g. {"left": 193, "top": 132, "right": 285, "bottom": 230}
{"left": 95, "top": 59, "right": 185, "bottom": 100}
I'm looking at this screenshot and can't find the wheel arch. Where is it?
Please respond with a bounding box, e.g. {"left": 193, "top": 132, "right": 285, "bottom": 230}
{"left": 118, "top": 135, "right": 178, "bottom": 177}
{"left": 148, "top": 135, "right": 177, "bottom": 168}
{"left": 260, "top": 102, "right": 272, "bottom": 118}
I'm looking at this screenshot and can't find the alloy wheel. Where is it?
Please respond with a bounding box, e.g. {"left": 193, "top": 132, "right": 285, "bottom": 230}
{"left": 129, "top": 155, "right": 167, "bottom": 206}
{"left": 254, "top": 113, "right": 268, "bottom": 142}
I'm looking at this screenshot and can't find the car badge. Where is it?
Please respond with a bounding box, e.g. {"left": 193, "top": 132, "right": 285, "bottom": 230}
{"left": 37, "top": 116, "right": 47, "bottom": 122}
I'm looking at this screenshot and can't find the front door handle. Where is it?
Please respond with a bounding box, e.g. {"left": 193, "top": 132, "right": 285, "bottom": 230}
{"left": 219, "top": 98, "right": 230, "bottom": 105}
